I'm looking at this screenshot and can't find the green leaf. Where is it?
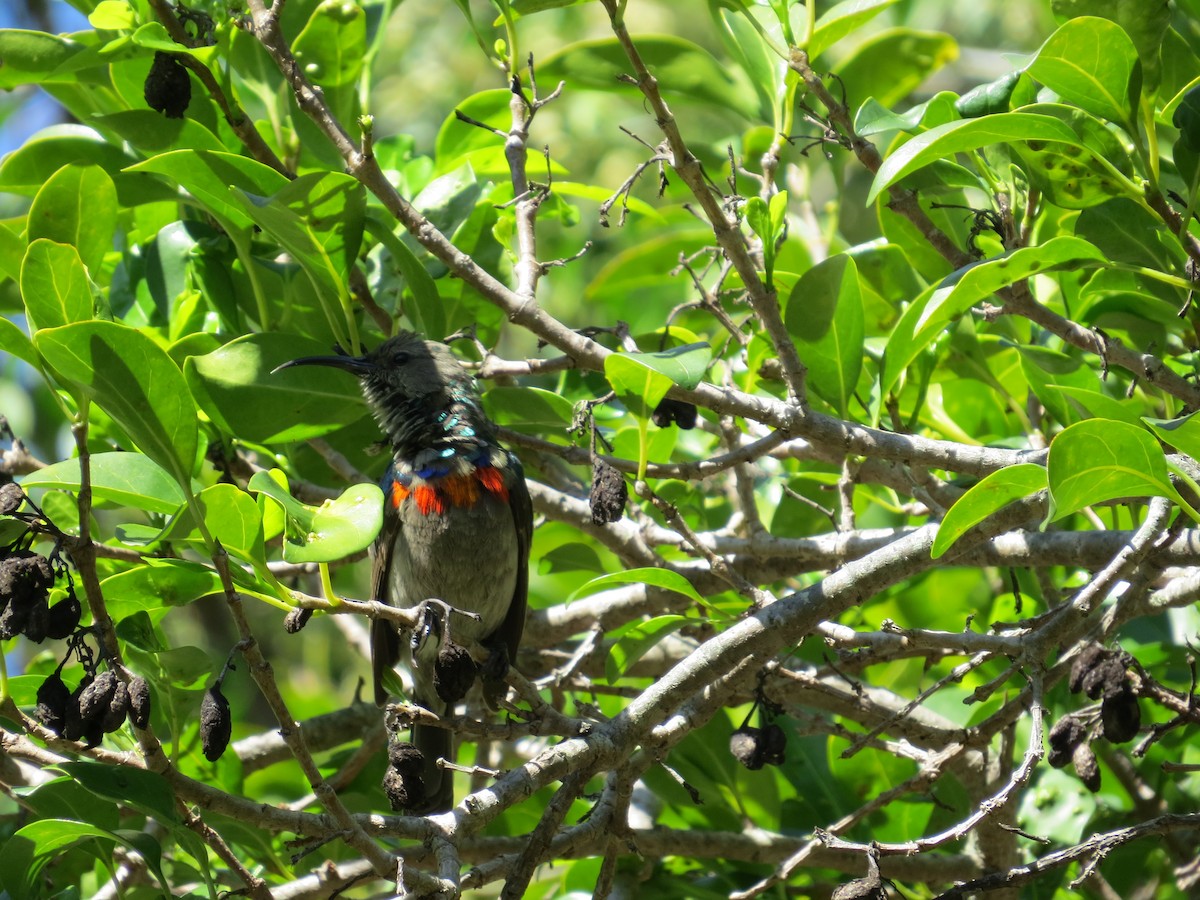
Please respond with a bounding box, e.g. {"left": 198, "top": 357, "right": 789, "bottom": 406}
{"left": 855, "top": 91, "right": 960, "bottom": 136}
{"left": 162, "top": 483, "right": 265, "bottom": 565}
{"left": 19, "top": 452, "right": 185, "bottom": 514}
{"left": 880, "top": 237, "right": 1107, "bottom": 400}
{"left": 786, "top": 254, "right": 864, "bottom": 416}
{"left": 101, "top": 560, "right": 223, "bottom": 619}
{"left": 835, "top": 28, "right": 958, "bottom": 111}
{"left": 1144, "top": 410, "right": 1200, "bottom": 463}
{"left": 807, "top": 0, "right": 900, "bottom": 60}
{"left": 126, "top": 150, "right": 291, "bottom": 229}
{"left": 605, "top": 614, "right": 691, "bottom": 683}
{"left": 1051, "top": 0, "right": 1170, "bottom": 93}
{"left": 867, "top": 113, "right": 1078, "bottom": 204}
{"left": 955, "top": 71, "right": 1023, "bottom": 118}
{"left": 186, "top": 333, "right": 367, "bottom": 444}
{"left": 1174, "top": 85, "right": 1200, "bottom": 152}
{"left": 34, "top": 321, "right": 198, "bottom": 489}
{"left": 364, "top": 216, "right": 444, "bottom": 340}
{"left": 1047, "top": 418, "right": 1180, "bottom": 521}
{"left": 1076, "top": 198, "right": 1184, "bottom": 270}
{"left": 247, "top": 472, "right": 384, "bottom": 563}
{"left": 0, "top": 125, "right": 176, "bottom": 207}
{"left": 0, "top": 316, "right": 38, "bottom": 368}
{"left": 27, "top": 164, "right": 117, "bottom": 277}
{"left": 1027, "top": 17, "right": 1140, "bottom": 125}
{"left": 20, "top": 240, "right": 93, "bottom": 333}
{"left": 0, "top": 819, "right": 116, "bottom": 899}
{"left": 538, "top": 35, "right": 757, "bottom": 119}
{"left": 292, "top": 0, "right": 367, "bottom": 87}
{"left": 568, "top": 567, "right": 705, "bottom": 604}
{"left": 58, "top": 761, "right": 179, "bottom": 824}
{"left": 0, "top": 30, "right": 88, "bottom": 88}
{"left": 745, "top": 193, "right": 787, "bottom": 288}
{"left": 932, "top": 464, "right": 1047, "bottom": 558}
{"left": 483, "top": 386, "right": 575, "bottom": 429}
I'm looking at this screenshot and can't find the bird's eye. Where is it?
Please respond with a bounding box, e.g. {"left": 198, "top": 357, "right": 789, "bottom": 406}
{"left": 392, "top": 351, "right": 410, "bottom": 365}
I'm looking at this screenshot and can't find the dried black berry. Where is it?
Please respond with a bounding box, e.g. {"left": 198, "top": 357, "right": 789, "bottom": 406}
{"left": 45, "top": 590, "right": 82, "bottom": 640}
{"left": 77, "top": 670, "right": 119, "bottom": 724}
{"left": 0, "top": 482, "right": 25, "bottom": 515}
{"left": 1101, "top": 688, "right": 1141, "bottom": 744}
{"left": 651, "top": 398, "right": 698, "bottom": 430}
{"left": 1047, "top": 717, "right": 1086, "bottom": 769}
{"left": 589, "top": 459, "right": 627, "bottom": 525}
{"left": 433, "top": 641, "right": 477, "bottom": 704}
{"left": 144, "top": 51, "right": 191, "bottom": 119}
{"left": 101, "top": 680, "right": 130, "bottom": 733}
{"left": 757, "top": 722, "right": 787, "bottom": 767}
{"left": 384, "top": 741, "right": 427, "bottom": 811}
{"left": 61, "top": 674, "right": 94, "bottom": 742}
{"left": 22, "top": 595, "right": 49, "bottom": 643}
{"left": 200, "top": 684, "right": 232, "bottom": 761}
{"left": 127, "top": 675, "right": 152, "bottom": 729}
{"left": 0, "top": 551, "right": 55, "bottom": 637}
{"left": 1068, "top": 643, "right": 1107, "bottom": 694}
{"left": 35, "top": 670, "right": 72, "bottom": 735}
{"left": 284, "top": 607, "right": 313, "bottom": 634}
{"left": 832, "top": 873, "right": 887, "bottom": 900}
{"left": 1082, "top": 656, "right": 1127, "bottom": 701}
{"left": 1072, "top": 742, "right": 1101, "bottom": 792}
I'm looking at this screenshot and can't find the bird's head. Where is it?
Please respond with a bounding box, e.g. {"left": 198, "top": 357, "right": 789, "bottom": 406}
{"left": 274, "top": 333, "right": 485, "bottom": 450}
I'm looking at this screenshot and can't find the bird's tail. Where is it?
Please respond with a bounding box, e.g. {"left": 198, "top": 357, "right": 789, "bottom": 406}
{"left": 413, "top": 708, "right": 453, "bottom": 813}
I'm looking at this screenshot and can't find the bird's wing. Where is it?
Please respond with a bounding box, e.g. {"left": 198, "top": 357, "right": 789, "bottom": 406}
{"left": 496, "top": 452, "right": 532, "bottom": 663}
{"left": 370, "top": 462, "right": 404, "bottom": 706}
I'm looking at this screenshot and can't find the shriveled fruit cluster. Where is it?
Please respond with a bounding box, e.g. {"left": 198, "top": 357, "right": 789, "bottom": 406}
{"left": 383, "top": 740, "right": 428, "bottom": 812}
{"left": 729, "top": 679, "right": 788, "bottom": 771}
{"left": 433, "top": 640, "right": 478, "bottom": 705}
{"left": 1, "top": 485, "right": 83, "bottom": 644}
{"left": 589, "top": 458, "right": 627, "bottom": 525}
{"left": 35, "top": 643, "right": 152, "bottom": 748}
{"left": 1046, "top": 643, "right": 1143, "bottom": 792}
{"left": 1068, "top": 643, "right": 1141, "bottom": 744}
{"left": 200, "top": 682, "right": 232, "bottom": 761}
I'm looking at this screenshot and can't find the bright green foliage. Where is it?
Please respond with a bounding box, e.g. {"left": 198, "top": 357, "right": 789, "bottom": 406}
{"left": 3, "top": 1, "right": 1200, "bottom": 899}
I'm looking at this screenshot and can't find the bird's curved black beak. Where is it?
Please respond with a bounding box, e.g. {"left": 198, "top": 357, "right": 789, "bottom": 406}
{"left": 271, "top": 354, "right": 373, "bottom": 377}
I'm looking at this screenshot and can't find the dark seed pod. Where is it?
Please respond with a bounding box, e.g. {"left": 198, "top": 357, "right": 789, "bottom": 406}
{"left": 144, "top": 51, "right": 191, "bottom": 118}
{"left": 831, "top": 874, "right": 887, "bottom": 900}
{"left": 61, "top": 674, "right": 94, "bottom": 742}
{"left": 1072, "top": 742, "right": 1101, "bottom": 792}
{"left": 384, "top": 741, "right": 427, "bottom": 811}
{"left": 1068, "top": 643, "right": 1107, "bottom": 694}
{"left": 433, "top": 640, "right": 478, "bottom": 704}
{"left": 1047, "top": 717, "right": 1086, "bottom": 769}
{"left": 0, "top": 551, "right": 55, "bottom": 638}
{"left": 757, "top": 722, "right": 787, "bottom": 767}
{"left": 200, "top": 684, "right": 232, "bottom": 762}
{"left": 651, "top": 398, "right": 698, "bottom": 430}
{"left": 35, "top": 670, "right": 72, "bottom": 735}
{"left": 284, "top": 607, "right": 313, "bottom": 634}
{"left": 0, "top": 597, "right": 30, "bottom": 640}
{"left": 0, "top": 482, "right": 25, "bottom": 515}
{"left": 77, "top": 670, "right": 119, "bottom": 724}
{"left": 730, "top": 726, "right": 764, "bottom": 770}
{"left": 383, "top": 765, "right": 426, "bottom": 812}
{"left": 22, "top": 595, "right": 50, "bottom": 643}
{"left": 589, "top": 459, "right": 627, "bottom": 525}
{"left": 1081, "top": 656, "right": 1127, "bottom": 701}
{"left": 127, "top": 676, "right": 152, "bottom": 729}
{"left": 388, "top": 740, "right": 426, "bottom": 777}
{"left": 101, "top": 680, "right": 130, "bottom": 733}
{"left": 45, "top": 590, "right": 82, "bottom": 640}
{"left": 1101, "top": 688, "right": 1141, "bottom": 744}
